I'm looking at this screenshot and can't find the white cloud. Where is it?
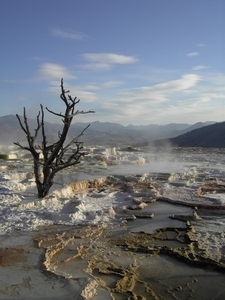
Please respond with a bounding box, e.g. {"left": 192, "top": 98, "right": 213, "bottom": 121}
{"left": 186, "top": 52, "right": 199, "bottom": 57}
{"left": 152, "top": 104, "right": 225, "bottom": 125}
{"left": 192, "top": 65, "right": 210, "bottom": 71}
{"left": 18, "top": 96, "right": 26, "bottom": 102}
{"left": 149, "top": 74, "right": 200, "bottom": 92}
{"left": 51, "top": 29, "right": 87, "bottom": 40}
{"left": 102, "top": 81, "right": 124, "bottom": 88}
{"left": 101, "top": 98, "right": 225, "bottom": 125}
{"left": 81, "top": 53, "right": 138, "bottom": 70}
{"left": 81, "top": 84, "right": 101, "bottom": 91}
{"left": 197, "top": 43, "right": 206, "bottom": 47}
{"left": 31, "top": 56, "right": 43, "bottom": 61}
{"left": 36, "top": 63, "right": 76, "bottom": 81}
{"left": 120, "top": 74, "right": 201, "bottom": 104}
{"left": 96, "top": 72, "right": 224, "bottom": 125}
{"left": 71, "top": 90, "right": 97, "bottom": 103}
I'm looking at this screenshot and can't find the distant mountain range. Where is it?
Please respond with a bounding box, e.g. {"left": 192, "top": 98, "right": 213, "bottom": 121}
{"left": 0, "top": 114, "right": 223, "bottom": 148}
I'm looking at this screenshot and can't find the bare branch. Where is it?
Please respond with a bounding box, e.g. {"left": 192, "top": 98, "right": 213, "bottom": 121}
{"left": 60, "top": 78, "right": 69, "bottom": 106}
{"left": 15, "top": 108, "right": 42, "bottom": 150}
{"left": 13, "top": 141, "right": 31, "bottom": 152}
{"left": 69, "top": 110, "right": 95, "bottom": 118}
{"left": 40, "top": 104, "right": 48, "bottom": 152}
{"left": 15, "top": 114, "right": 27, "bottom": 135}
{"left": 23, "top": 107, "right": 31, "bottom": 137}
{"left": 45, "top": 107, "right": 65, "bottom": 118}
{"left": 68, "top": 95, "right": 80, "bottom": 106}
{"left": 33, "top": 111, "right": 42, "bottom": 141}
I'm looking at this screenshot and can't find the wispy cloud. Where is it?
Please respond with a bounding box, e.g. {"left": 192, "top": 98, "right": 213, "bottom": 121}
{"left": 81, "top": 84, "right": 101, "bottom": 91}
{"left": 75, "top": 72, "right": 225, "bottom": 124}
{"left": 186, "top": 52, "right": 199, "bottom": 57}
{"left": 180, "top": 91, "right": 225, "bottom": 107}
{"left": 81, "top": 53, "right": 138, "bottom": 70}
{"left": 51, "top": 28, "right": 88, "bottom": 40}
{"left": 92, "top": 73, "right": 204, "bottom": 125}
{"left": 31, "top": 56, "right": 44, "bottom": 61}
{"left": 197, "top": 43, "right": 206, "bottom": 47}
{"left": 18, "top": 96, "right": 26, "bottom": 102}
{"left": 192, "top": 65, "right": 210, "bottom": 71}
{"left": 36, "top": 63, "right": 76, "bottom": 81}
{"left": 120, "top": 74, "right": 201, "bottom": 103}
{"left": 102, "top": 81, "right": 124, "bottom": 88}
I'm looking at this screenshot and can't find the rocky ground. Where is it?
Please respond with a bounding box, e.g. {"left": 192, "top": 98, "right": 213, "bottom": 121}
{"left": 0, "top": 146, "right": 225, "bottom": 299}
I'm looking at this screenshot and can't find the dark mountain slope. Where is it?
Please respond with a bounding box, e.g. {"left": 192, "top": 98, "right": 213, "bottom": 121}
{"left": 148, "top": 122, "right": 225, "bottom": 148}
{"left": 170, "top": 122, "right": 225, "bottom": 148}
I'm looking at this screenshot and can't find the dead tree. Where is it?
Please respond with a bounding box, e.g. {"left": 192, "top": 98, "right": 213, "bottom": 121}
{"left": 14, "top": 79, "right": 95, "bottom": 198}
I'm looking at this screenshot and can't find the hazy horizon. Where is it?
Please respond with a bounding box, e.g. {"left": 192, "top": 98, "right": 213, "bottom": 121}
{"left": 0, "top": 113, "right": 219, "bottom": 127}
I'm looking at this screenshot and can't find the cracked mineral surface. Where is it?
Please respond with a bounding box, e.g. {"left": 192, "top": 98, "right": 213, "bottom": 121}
{"left": 0, "top": 146, "right": 225, "bottom": 299}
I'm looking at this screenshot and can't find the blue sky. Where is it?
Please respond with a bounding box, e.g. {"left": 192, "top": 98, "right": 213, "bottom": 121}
{"left": 0, "top": 0, "right": 224, "bottom": 125}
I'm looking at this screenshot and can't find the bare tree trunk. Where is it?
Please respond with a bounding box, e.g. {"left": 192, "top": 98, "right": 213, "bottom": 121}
{"left": 36, "top": 169, "right": 54, "bottom": 198}
{"left": 33, "top": 155, "right": 54, "bottom": 197}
